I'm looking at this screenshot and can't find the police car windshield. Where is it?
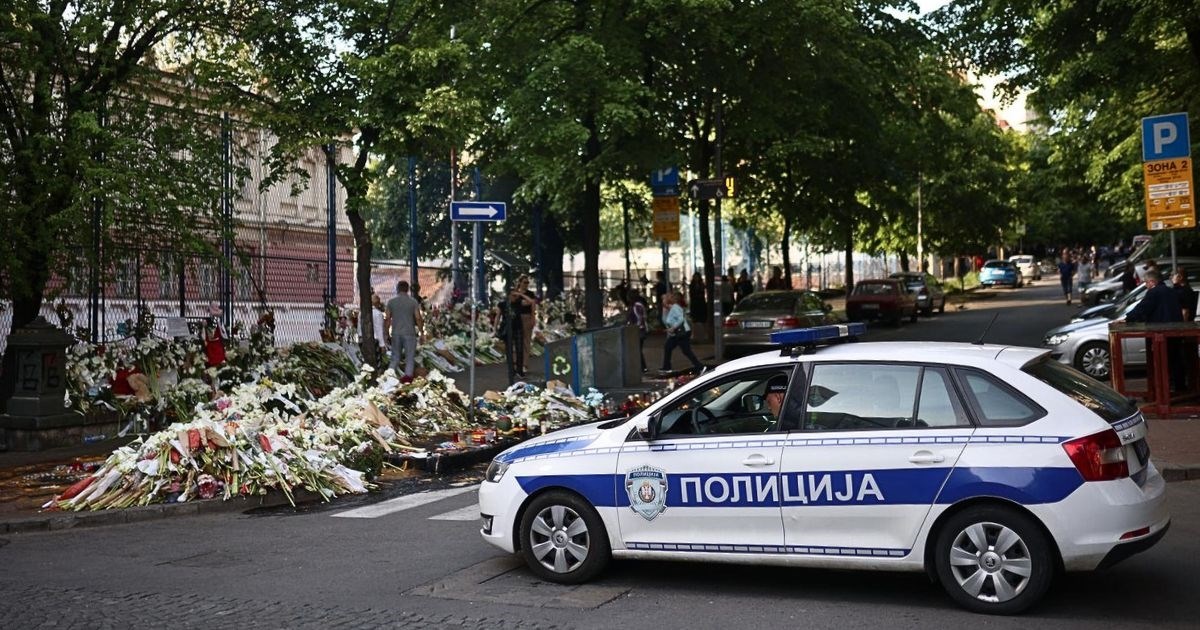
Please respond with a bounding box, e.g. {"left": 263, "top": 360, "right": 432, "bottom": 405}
{"left": 1022, "top": 357, "right": 1139, "bottom": 424}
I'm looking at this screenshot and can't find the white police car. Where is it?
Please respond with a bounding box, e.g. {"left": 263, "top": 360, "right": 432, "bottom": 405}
{"left": 478, "top": 325, "right": 1168, "bottom": 614}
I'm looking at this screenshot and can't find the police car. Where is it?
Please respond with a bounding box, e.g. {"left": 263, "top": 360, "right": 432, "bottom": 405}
{"left": 477, "top": 325, "right": 1168, "bottom": 614}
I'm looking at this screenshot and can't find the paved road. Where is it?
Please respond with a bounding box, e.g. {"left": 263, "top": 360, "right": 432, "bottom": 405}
{"left": 4, "top": 279, "right": 1194, "bottom": 629}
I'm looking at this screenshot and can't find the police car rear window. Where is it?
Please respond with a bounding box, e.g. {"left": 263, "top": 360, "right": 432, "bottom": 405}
{"left": 1022, "top": 357, "right": 1139, "bottom": 424}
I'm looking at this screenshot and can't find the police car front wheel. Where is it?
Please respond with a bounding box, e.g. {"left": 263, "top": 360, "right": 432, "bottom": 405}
{"left": 519, "top": 491, "right": 610, "bottom": 584}
{"left": 934, "top": 506, "right": 1054, "bottom": 615}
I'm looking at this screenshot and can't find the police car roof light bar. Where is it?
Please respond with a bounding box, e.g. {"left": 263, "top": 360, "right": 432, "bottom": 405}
{"left": 771, "top": 323, "right": 866, "bottom": 356}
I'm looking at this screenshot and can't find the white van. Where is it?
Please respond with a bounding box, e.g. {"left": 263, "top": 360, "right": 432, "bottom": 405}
{"left": 1009, "top": 254, "right": 1040, "bottom": 281}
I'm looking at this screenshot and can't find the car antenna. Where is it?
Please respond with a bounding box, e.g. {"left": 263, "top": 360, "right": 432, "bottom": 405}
{"left": 973, "top": 312, "right": 1000, "bottom": 345}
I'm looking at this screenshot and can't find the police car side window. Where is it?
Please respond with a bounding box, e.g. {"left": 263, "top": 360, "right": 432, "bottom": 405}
{"left": 955, "top": 369, "right": 1044, "bottom": 426}
{"left": 916, "top": 368, "right": 971, "bottom": 428}
{"left": 657, "top": 369, "right": 793, "bottom": 436}
{"left": 803, "top": 363, "right": 921, "bottom": 430}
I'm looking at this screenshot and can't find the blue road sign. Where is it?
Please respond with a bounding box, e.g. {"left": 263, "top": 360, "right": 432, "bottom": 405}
{"left": 450, "top": 201, "right": 506, "bottom": 222}
{"left": 1142, "top": 113, "right": 1191, "bottom": 161}
{"left": 651, "top": 167, "right": 679, "bottom": 188}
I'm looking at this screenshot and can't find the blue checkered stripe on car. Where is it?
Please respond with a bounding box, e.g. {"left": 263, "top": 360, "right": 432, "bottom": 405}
{"left": 498, "top": 434, "right": 1070, "bottom": 465}
{"left": 626, "top": 542, "right": 909, "bottom": 558}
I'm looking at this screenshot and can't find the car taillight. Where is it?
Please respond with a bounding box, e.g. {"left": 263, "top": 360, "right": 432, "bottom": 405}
{"left": 723, "top": 317, "right": 739, "bottom": 329}
{"left": 775, "top": 316, "right": 800, "bottom": 328}
{"left": 1062, "top": 429, "right": 1129, "bottom": 481}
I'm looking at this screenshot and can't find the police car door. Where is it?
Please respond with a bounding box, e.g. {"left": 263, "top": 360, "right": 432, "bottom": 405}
{"left": 781, "top": 362, "right": 972, "bottom": 555}
{"left": 615, "top": 367, "right": 795, "bottom": 549}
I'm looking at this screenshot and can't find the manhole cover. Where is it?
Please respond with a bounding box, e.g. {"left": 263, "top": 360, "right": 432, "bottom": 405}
{"left": 407, "top": 556, "right": 629, "bottom": 609}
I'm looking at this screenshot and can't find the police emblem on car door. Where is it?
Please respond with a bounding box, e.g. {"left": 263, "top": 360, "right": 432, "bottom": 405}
{"left": 625, "top": 465, "right": 668, "bottom": 521}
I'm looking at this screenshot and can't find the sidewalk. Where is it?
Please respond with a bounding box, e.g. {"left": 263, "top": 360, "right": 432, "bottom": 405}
{"left": 2, "top": 331, "right": 1198, "bottom": 533}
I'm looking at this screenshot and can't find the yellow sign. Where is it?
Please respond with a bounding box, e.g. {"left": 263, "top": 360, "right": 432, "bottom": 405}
{"left": 652, "top": 196, "right": 680, "bottom": 241}
{"left": 1143, "top": 157, "right": 1195, "bottom": 231}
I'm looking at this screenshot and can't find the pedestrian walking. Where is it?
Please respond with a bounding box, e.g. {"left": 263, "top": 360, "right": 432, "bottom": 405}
{"left": 385, "top": 280, "right": 424, "bottom": 379}
{"left": 1057, "top": 250, "right": 1077, "bottom": 305}
{"left": 371, "top": 293, "right": 386, "bottom": 360}
{"left": 626, "top": 289, "right": 648, "bottom": 372}
{"left": 508, "top": 275, "right": 538, "bottom": 377}
{"left": 660, "top": 292, "right": 703, "bottom": 373}
{"left": 688, "top": 271, "right": 707, "bottom": 324}
{"left": 736, "top": 270, "right": 754, "bottom": 303}
{"left": 1076, "top": 255, "right": 1093, "bottom": 299}
{"left": 720, "top": 268, "right": 735, "bottom": 316}
{"left": 765, "top": 266, "right": 786, "bottom": 290}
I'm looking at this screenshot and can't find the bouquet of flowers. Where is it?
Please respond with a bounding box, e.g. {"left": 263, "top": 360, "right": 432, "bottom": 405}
{"left": 475, "top": 381, "right": 599, "bottom": 433}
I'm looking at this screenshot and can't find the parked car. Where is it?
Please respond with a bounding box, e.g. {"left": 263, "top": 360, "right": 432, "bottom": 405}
{"left": 1083, "top": 257, "right": 1200, "bottom": 306}
{"left": 846, "top": 279, "right": 917, "bottom": 325}
{"left": 1009, "top": 255, "right": 1041, "bottom": 281}
{"left": 722, "top": 290, "right": 836, "bottom": 356}
{"left": 979, "top": 260, "right": 1023, "bottom": 288}
{"left": 888, "top": 271, "right": 946, "bottom": 316}
{"left": 479, "top": 325, "right": 1168, "bottom": 615}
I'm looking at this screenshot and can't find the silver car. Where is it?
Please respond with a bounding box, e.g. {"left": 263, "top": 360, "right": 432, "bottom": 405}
{"left": 1009, "top": 254, "right": 1041, "bottom": 281}
{"left": 722, "top": 290, "right": 835, "bottom": 356}
{"left": 1042, "top": 301, "right": 1143, "bottom": 380}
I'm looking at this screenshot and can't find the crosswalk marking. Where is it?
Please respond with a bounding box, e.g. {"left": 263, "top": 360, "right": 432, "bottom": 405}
{"left": 429, "top": 505, "right": 480, "bottom": 522}
{"left": 331, "top": 485, "right": 476, "bottom": 519}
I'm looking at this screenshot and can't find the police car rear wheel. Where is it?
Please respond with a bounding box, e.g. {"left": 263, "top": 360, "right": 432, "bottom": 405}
{"left": 934, "top": 507, "right": 1053, "bottom": 615}
{"left": 519, "top": 491, "right": 610, "bottom": 584}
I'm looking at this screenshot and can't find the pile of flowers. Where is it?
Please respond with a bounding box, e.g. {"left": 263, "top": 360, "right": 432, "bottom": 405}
{"left": 475, "top": 380, "right": 604, "bottom": 433}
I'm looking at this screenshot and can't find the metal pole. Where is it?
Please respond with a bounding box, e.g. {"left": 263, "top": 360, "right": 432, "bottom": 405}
{"left": 623, "top": 203, "right": 631, "bottom": 284}
{"left": 408, "top": 157, "right": 419, "bottom": 293}
{"left": 661, "top": 241, "right": 670, "bottom": 293}
{"left": 450, "top": 148, "right": 460, "bottom": 298}
{"left": 713, "top": 97, "right": 725, "bottom": 361}
{"left": 533, "top": 203, "right": 544, "bottom": 296}
{"left": 473, "top": 168, "right": 486, "bottom": 303}
{"left": 326, "top": 143, "right": 337, "bottom": 305}
{"left": 1171, "top": 230, "right": 1178, "bottom": 271}
{"left": 90, "top": 108, "right": 105, "bottom": 343}
{"left": 468, "top": 223, "right": 478, "bottom": 424}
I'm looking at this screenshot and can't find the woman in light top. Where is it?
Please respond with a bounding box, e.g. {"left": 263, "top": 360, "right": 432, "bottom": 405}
{"left": 660, "top": 292, "right": 704, "bottom": 373}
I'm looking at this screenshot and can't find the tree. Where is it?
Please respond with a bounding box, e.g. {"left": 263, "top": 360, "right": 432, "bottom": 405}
{"left": 206, "top": 0, "right": 478, "bottom": 365}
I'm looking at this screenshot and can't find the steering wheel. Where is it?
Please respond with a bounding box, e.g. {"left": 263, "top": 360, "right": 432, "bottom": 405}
{"left": 690, "top": 407, "right": 717, "bottom": 435}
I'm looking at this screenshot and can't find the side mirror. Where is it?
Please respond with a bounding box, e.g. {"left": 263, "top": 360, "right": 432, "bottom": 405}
{"left": 636, "top": 414, "right": 661, "bottom": 440}
{"left": 742, "top": 393, "right": 765, "bottom": 412}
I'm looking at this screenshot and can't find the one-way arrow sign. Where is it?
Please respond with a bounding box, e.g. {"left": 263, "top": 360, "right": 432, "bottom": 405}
{"left": 451, "top": 201, "right": 507, "bottom": 222}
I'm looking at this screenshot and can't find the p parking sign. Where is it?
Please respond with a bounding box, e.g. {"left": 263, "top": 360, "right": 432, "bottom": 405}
{"left": 1142, "top": 113, "right": 1190, "bottom": 162}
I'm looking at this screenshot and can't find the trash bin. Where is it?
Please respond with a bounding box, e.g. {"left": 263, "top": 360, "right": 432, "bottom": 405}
{"left": 543, "top": 325, "right": 642, "bottom": 393}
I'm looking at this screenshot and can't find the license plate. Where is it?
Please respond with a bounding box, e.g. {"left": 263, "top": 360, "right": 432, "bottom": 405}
{"left": 860, "top": 303, "right": 879, "bottom": 310}
{"left": 743, "top": 321, "right": 772, "bottom": 329}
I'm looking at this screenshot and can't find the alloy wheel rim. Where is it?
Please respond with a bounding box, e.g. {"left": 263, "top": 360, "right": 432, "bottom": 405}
{"left": 529, "top": 505, "right": 590, "bottom": 573}
{"left": 949, "top": 521, "right": 1033, "bottom": 604}
{"left": 1081, "top": 346, "right": 1110, "bottom": 378}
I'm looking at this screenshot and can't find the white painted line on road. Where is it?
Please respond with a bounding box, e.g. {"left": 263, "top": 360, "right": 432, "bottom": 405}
{"left": 331, "top": 485, "right": 476, "bottom": 519}
{"left": 429, "top": 505, "right": 481, "bottom": 522}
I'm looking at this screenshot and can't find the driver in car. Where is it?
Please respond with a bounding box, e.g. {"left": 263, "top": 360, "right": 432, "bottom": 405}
{"left": 764, "top": 374, "right": 790, "bottom": 420}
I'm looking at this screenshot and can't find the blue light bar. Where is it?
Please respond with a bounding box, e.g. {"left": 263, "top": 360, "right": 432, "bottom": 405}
{"left": 770, "top": 323, "right": 866, "bottom": 346}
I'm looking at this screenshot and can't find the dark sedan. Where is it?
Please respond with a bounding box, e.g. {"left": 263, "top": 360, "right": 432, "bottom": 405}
{"left": 722, "top": 290, "right": 835, "bottom": 356}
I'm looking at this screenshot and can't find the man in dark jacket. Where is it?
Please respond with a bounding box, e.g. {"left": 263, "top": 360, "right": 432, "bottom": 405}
{"left": 1125, "top": 269, "right": 1184, "bottom": 391}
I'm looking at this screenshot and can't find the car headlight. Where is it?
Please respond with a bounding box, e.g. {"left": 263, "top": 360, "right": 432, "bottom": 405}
{"left": 485, "top": 459, "right": 509, "bottom": 483}
{"left": 1044, "top": 333, "right": 1071, "bottom": 346}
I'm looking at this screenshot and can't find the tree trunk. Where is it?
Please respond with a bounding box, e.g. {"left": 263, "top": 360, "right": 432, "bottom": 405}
{"left": 781, "top": 215, "right": 793, "bottom": 289}
{"left": 346, "top": 207, "right": 378, "bottom": 367}
{"left": 899, "top": 250, "right": 910, "bottom": 273}
{"left": 542, "top": 213, "right": 566, "bottom": 300}
{"left": 844, "top": 226, "right": 855, "bottom": 292}
{"left": 582, "top": 117, "right": 604, "bottom": 328}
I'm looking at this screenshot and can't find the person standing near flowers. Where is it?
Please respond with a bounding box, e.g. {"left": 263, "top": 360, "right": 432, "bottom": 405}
{"left": 203, "top": 302, "right": 226, "bottom": 368}
{"left": 371, "top": 292, "right": 387, "bottom": 361}
{"left": 385, "top": 280, "right": 423, "bottom": 379}
{"left": 509, "top": 275, "right": 538, "bottom": 377}
{"left": 660, "top": 292, "right": 704, "bottom": 373}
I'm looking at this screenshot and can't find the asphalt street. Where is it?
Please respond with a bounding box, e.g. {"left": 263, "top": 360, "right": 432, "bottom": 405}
{"left": 3, "top": 280, "right": 1197, "bottom": 629}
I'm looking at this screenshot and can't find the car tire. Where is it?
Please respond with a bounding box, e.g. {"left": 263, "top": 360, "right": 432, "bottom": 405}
{"left": 519, "top": 491, "right": 611, "bottom": 584}
{"left": 910, "top": 308, "right": 918, "bottom": 323}
{"left": 934, "top": 505, "right": 1055, "bottom": 615}
{"left": 1073, "top": 341, "right": 1112, "bottom": 380}
{"left": 939, "top": 298, "right": 946, "bottom": 314}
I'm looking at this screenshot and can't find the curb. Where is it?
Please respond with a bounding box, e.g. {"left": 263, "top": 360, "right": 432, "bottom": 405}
{"left": 0, "top": 488, "right": 322, "bottom": 535}
{"left": 1159, "top": 461, "right": 1200, "bottom": 482}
